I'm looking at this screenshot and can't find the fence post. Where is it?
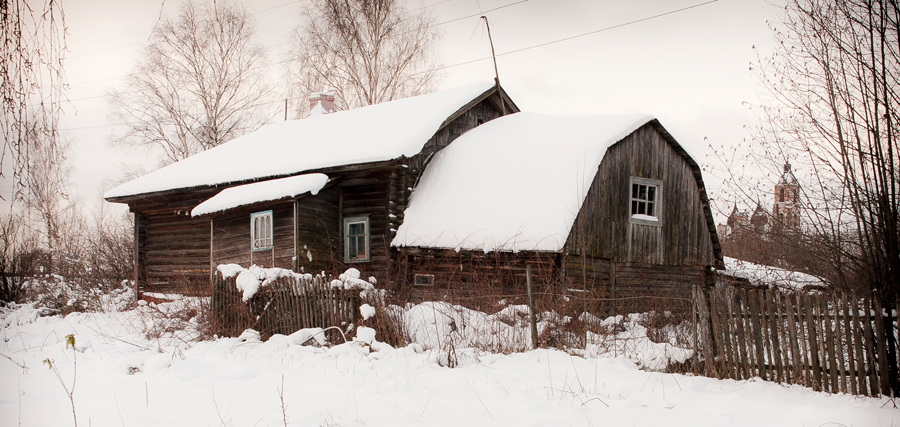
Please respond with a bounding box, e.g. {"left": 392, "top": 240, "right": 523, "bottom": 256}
{"left": 526, "top": 264, "right": 538, "bottom": 350}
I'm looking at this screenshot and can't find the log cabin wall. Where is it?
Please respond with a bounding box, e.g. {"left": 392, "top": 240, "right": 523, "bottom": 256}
{"left": 129, "top": 188, "right": 219, "bottom": 295}
{"left": 393, "top": 248, "right": 559, "bottom": 312}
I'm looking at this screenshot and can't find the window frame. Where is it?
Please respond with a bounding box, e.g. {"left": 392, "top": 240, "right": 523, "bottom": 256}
{"left": 629, "top": 177, "right": 662, "bottom": 227}
{"left": 250, "top": 210, "right": 274, "bottom": 252}
{"left": 343, "top": 216, "right": 371, "bottom": 263}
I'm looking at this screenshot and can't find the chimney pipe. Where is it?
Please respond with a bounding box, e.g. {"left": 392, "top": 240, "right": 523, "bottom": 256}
{"left": 308, "top": 92, "right": 335, "bottom": 116}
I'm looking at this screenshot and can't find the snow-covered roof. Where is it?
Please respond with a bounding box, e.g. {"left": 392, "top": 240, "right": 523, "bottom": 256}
{"left": 721, "top": 257, "right": 826, "bottom": 290}
{"left": 392, "top": 112, "right": 655, "bottom": 253}
{"left": 191, "top": 173, "right": 328, "bottom": 217}
{"left": 105, "top": 83, "right": 495, "bottom": 199}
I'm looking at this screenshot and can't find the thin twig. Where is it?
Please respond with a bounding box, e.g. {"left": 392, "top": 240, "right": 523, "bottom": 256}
{"left": 0, "top": 352, "right": 27, "bottom": 369}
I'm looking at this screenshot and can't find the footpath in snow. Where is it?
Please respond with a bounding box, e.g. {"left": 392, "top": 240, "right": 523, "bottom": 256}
{"left": 0, "top": 298, "right": 896, "bottom": 427}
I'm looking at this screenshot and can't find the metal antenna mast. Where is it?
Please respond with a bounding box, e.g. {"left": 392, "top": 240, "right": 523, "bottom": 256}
{"left": 480, "top": 15, "right": 506, "bottom": 115}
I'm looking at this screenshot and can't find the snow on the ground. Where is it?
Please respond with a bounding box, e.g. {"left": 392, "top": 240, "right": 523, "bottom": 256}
{"left": 723, "top": 256, "right": 827, "bottom": 290}
{"left": 1, "top": 299, "right": 895, "bottom": 427}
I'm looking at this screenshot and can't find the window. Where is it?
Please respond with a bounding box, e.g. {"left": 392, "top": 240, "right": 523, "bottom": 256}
{"left": 414, "top": 274, "right": 435, "bottom": 287}
{"left": 344, "top": 216, "right": 370, "bottom": 262}
{"left": 251, "top": 211, "right": 273, "bottom": 251}
{"left": 630, "top": 177, "right": 662, "bottom": 225}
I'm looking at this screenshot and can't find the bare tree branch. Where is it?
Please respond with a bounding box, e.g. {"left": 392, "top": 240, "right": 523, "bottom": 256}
{"left": 286, "top": 0, "right": 442, "bottom": 117}
{"left": 110, "top": 0, "right": 271, "bottom": 165}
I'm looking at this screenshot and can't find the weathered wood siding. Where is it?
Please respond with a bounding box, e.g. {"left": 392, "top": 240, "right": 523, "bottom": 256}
{"left": 343, "top": 91, "right": 509, "bottom": 285}
{"left": 394, "top": 248, "right": 558, "bottom": 311}
{"left": 295, "top": 186, "right": 341, "bottom": 274}
{"left": 565, "top": 123, "right": 716, "bottom": 266}
{"left": 211, "top": 201, "right": 294, "bottom": 270}
{"left": 130, "top": 189, "right": 219, "bottom": 295}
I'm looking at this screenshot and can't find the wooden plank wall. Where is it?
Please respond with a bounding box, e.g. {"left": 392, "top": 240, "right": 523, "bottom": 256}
{"left": 563, "top": 256, "right": 703, "bottom": 315}
{"left": 294, "top": 186, "right": 340, "bottom": 275}
{"left": 696, "top": 285, "right": 900, "bottom": 397}
{"left": 566, "top": 124, "right": 715, "bottom": 267}
{"left": 211, "top": 201, "right": 294, "bottom": 270}
{"left": 339, "top": 168, "right": 393, "bottom": 284}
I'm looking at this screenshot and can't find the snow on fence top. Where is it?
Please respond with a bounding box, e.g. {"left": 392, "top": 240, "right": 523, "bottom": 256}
{"left": 392, "top": 112, "right": 654, "bottom": 253}
{"left": 216, "top": 264, "right": 375, "bottom": 302}
{"left": 191, "top": 173, "right": 328, "bottom": 216}
{"left": 105, "top": 83, "right": 495, "bottom": 199}
{"left": 721, "top": 256, "right": 827, "bottom": 290}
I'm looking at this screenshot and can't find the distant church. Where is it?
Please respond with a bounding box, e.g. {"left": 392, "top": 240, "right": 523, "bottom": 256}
{"left": 720, "top": 162, "right": 801, "bottom": 237}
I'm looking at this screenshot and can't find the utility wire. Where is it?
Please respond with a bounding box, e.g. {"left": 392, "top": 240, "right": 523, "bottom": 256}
{"left": 65, "top": 0, "right": 524, "bottom": 88}
{"left": 61, "top": 0, "right": 717, "bottom": 114}
{"left": 428, "top": 0, "right": 719, "bottom": 73}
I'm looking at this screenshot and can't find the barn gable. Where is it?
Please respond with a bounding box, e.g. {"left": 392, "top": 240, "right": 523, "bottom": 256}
{"left": 391, "top": 112, "right": 722, "bottom": 305}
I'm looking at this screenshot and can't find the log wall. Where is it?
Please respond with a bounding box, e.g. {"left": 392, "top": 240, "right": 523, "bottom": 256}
{"left": 131, "top": 189, "right": 219, "bottom": 295}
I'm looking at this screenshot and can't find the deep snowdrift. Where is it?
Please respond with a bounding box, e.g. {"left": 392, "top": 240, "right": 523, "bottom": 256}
{"left": 0, "top": 297, "right": 893, "bottom": 426}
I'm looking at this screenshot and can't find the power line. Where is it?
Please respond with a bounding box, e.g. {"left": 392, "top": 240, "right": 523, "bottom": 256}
{"left": 59, "top": 0, "right": 719, "bottom": 130}
{"left": 429, "top": 0, "right": 720, "bottom": 73}
{"left": 65, "top": 0, "right": 524, "bottom": 88}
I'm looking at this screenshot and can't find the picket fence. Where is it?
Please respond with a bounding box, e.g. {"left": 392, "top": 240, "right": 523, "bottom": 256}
{"left": 211, "top": 272, "right": 361, "bottom": 340}
{"left": 694, "top": 285, "right": 899, "bottom": 397}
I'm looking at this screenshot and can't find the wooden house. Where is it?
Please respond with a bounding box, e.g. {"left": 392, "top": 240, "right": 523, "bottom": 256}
{"left": 104, "top": 83, "right": 518, "bottom": 295}
{"left": 390, "top": 113, "right": 724, "bottom": 308}
{"left": 106, "top": 84, "right": 722, "bottom": 312}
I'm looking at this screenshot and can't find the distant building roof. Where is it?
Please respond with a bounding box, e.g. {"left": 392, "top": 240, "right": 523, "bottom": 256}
{"left": 721, "top": 256, "right": 826, "bottom": 290}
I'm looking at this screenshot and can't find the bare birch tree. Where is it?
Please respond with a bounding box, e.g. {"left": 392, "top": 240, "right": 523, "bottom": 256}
{"left": 110, "top": 0, "right": 270, "bottom": 164}
{"left": 286, "top": 0, "right": 441, "bottom": 116}
{"left": 717, "top": 0, "right": 900, "bottom": 299}
{"left": 1, "top": 0, "right": 67, "bottom": 201}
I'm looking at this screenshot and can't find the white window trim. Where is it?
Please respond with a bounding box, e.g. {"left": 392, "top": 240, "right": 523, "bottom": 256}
{"left": 251, "top": 210, "right": 274, "bottom": 251}
{"left": 343, "top": 216, "right": 370, "bottom": 263}
{"left": 629, "top": 177, "right": 662, "bottom": 227}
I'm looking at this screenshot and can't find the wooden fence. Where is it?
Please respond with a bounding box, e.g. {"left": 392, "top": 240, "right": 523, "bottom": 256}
{"left": 694, "top": 285, "right": 899, "bottom": 397}
{"left": 211, "top": 272, "right": 361, "bottom": 340}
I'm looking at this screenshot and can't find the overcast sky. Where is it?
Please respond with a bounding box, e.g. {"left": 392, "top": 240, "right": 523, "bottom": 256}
{"left": 13, "top": 0, "right": 783, "bottom": 217}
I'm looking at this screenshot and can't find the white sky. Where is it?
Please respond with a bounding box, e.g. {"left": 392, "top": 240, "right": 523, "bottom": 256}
{"left": 9, "top": 0, "right": 782, "bottom": 216}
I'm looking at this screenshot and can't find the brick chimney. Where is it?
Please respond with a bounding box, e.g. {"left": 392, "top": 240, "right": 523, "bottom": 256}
{"left": 308, "top": 92, "right": 335, "bottom": 116}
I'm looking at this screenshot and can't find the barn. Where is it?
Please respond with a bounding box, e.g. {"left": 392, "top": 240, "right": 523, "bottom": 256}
{"left": 104, "top": 83, "right": 518, "bottom": 296}
{"left": 391, "top": 112, "right": 724, "bottom": 310}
